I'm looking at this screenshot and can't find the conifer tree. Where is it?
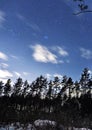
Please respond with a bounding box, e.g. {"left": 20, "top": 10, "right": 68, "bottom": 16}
{"left": 4, "top": 79, "right": 11, "bottom": 96}
{"left": 0, "top": 81, "right": 4, "bottom": 96}
{"left": 80, "top": 68, "right": 90, "bottom": 94}
{"left": 13, "top": 78, "right": 23, "bottom": 96}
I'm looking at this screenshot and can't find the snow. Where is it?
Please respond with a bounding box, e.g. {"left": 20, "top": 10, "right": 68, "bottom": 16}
{"left": 79, "top": 128, "right": 91, "bottom": 130}
{"left": 27, "top": 123, "right": 36, "bottom": 130}
{"left": 67, "top": 128, "right": 91, "bottom": 130}
{"left": 0, "top": 120, "right": 91, "bottom": 130}
{"left": 34, "top": 119, "right": 56, "bottom": 127}
{"left": 0, "top": 128, "right": 6, "bottom": 130}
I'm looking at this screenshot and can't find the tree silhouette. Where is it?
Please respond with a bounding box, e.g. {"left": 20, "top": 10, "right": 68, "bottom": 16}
{"left": 13, "top": 78, "right": 23, "bottom": 96}
{"left": 61, "top": 75, "right": 68, "bottom": 100}
{"left": 80, "top": 68, "right": 90, "bottom": 95}
{"left": 22, "top": 80, "right": 30, "bottom": 97}
{"left": 74, "top": 81, "right": 80, "bottom": 98}
{"left": 0, "top": 81, "right": 4, "bottom": 96}
{"left": 4, "top": 79, "right": 11, "bottom": 96}
{"left": 46, "top": 80, "right": 53, "bottom": 99}
{"left": 53, "top": 76, "right": 60, "bottom": 98}
{"left": 88, "top": 76, "right": 92, "bottom": 97}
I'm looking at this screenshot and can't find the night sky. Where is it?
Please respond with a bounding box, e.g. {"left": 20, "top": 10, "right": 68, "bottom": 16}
{"left": 0, "top": 0, "right": 92, "bottom": 83}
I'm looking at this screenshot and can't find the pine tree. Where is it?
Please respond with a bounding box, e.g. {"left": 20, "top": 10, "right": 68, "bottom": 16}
{"left": 67, "top": 77, "right": 73, "bottom": 98}
{"left": 80, "top": 68, "right": 90, "bottom": 95}
{"left": 53, "top": 76, "right": 60, "bottom": 98}
{"left": 13, "top": 78, "right": 23, "bottom": 96}
{"left": 61, "top": 75, "right": 68, "bottom": 100}
{"left": 75, "top": 81, "right": 80, "bottom": 98}
{"left": 4, "top": 79, "right": 11, "bottom": 96}
{"left": 0, "top": 81, "right": 4, "bottom": 96}
{"left": 46, "top": 80, "right": 53, "bottom": 99}
{"left": 22, "top": 80, "right": 29, "bottom": 97}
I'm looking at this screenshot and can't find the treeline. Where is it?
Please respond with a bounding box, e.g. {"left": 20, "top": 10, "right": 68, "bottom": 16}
{"left": 0, "top": 68, "right": 92, "bottom": 127}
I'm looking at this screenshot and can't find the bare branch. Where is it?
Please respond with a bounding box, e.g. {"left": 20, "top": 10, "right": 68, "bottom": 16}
{"left": 73, "top": 10, "right": 92, "bottom": 15}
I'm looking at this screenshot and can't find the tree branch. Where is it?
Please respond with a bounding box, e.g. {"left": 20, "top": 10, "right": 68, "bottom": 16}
{"left": 73, "top": 10, "right": 92, "bottom": 15}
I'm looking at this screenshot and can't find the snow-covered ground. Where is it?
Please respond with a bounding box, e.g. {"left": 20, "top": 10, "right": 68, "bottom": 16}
{"left": 34, "top": 119, "right": 56, "bottom": 127}
{"left": 0, "top": 120, "right": 91, "bottom": 130}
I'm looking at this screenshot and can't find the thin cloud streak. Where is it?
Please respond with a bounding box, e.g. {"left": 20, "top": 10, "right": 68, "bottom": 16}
{"left": 23, "top": 72, "right": 29, "bottom": 76}
{"left": 52, "top": 46, "right": 69, "bottom": 57}
{"left": 80, "top": 47, "right": 92, "bottom": 59}
{"left": 0, "top": 63, "right": 9, "bottom": 69}
{"left": 57, "top": 46, "right": 69, "bottom": 56}
{"left": 0, "top": 52, "right": 8, "bottom": 61}
{"left": 0, "top": 10, "right": 5, "bottom": 27}
{"left": 16, "top": 13, "right": 41, "bottom": 32}
{"left": 10, "top": 55, "right": 19, "bottom": 60}
{"left": 13, "top": 71, "right": 21, "bottom": 77}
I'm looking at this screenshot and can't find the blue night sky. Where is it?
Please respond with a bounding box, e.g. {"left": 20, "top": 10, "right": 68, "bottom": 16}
{"left": 0, "top": 0, "right": 92, "bottom": 83}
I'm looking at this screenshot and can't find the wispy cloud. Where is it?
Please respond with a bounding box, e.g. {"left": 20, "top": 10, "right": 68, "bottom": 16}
{"left": 57, "top": 47, "right": 69, "bottom": 56}
{"left": 80, "top": 47, "right": 92, "bottom": 59}
{"left": 0, "top": 10, "right": 5, "bottom": 27}
{"left": 66, "top": 59, "right": 70, "bottom": 63}
{"left": 0, "top": 52, "right": 8, "bottom": 61}
{"left": 45, "top": 73, "right": 63, "bottom": 79}
{"left": 53, "top": 74, "right": 63, "bottom": 79}
{"left": 51, "top": 46, "right": 69, "bottom": 64}
{"left": 17, "top": 13, "right": 41, "bottom": 32}
{"left": 23, "top": 72, "right": 29, "bottom": 76}
{"left": 26, "top": 22, "right": 41, "bottom": 32}
{"left": 17, "top": 13, "right": 25, "bottom": 21}
{"left": 30, "top": 44, "right": 58, "bottom": 64}
{"left": 58, "top": 60, "right": 64, "bottom": 64}
{"left": 10, "top": 55, "right": 18, "bottom": 60}
{"left": 53, "top": 46, "right": 69, "bottom": 57}
{"left": 0, "top": 69, "right": 13, "bottom": 79}
{"left": 0, "top": 63, "right": 9, "bottom": 69}
{"left": 45, "top": 73, "right": 52, "bottom": 79}
{"left": 13, "top": 71, "right": 21, "bottom": 77}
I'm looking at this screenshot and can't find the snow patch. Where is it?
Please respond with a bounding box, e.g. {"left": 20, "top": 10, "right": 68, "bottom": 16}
{"left": 34, "top": 119, "right": 56, "bottom": 127}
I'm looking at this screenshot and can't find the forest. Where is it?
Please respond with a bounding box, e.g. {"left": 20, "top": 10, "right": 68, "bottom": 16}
{"left": 0, "top": 68, "right": 92, "bottom": 128}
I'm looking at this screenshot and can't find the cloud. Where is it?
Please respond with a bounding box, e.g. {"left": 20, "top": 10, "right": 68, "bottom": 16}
{"left": 57, "top": 47, "right": 69, "bottom": 56}
{"left": 59, "top": 60, "right": 64, "bottom": 64}
{"left": 10, "top": 55, "right": 18, "bottom": 60}
{"left": 66, "top": 60, "right": 70, "bottom": 63}
{"left": 17, "top": 14, "right": 25, "bottom": 21}
{"left": 45, "top": 73, "right": 52, "bottom": 79}
{"left": 26, "top": 22, "right": 41, "bottom": 32}
{"left": 80, "top": 48, "right": 92, "bottom": 59}
{"left": 14, "top": 71, "right": 21, "bottom": 77}
{"left": 0, "top": 52, "right": 8, "bottom": 61}
{"left": 0, "top": 63, "right": 9, "bottom": 69}
{"left": 88, "top": 70, "right": 92, "bottom": 75}
{"left": 0, "top": 10, "right": 5, "bottom": 27}
{"left": 53, "top": 46, "right": 69, "bottom": 57}
{"left": 30, "top": 44, "right": 58, "bottom": 64}
{"left": 23, "top": 72, "right": 29, "bottom": 76}
{"left": 0, "top": 69, "right": 13, "bottom": 79}
{"left": 45, "top": 73, "right": 63, "bottom": 80}
{"left": 53, "top": 74, "right": 63, "bottom": 79}
{"left": 17, "top": 13, "right": 41, "bottom": 32}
